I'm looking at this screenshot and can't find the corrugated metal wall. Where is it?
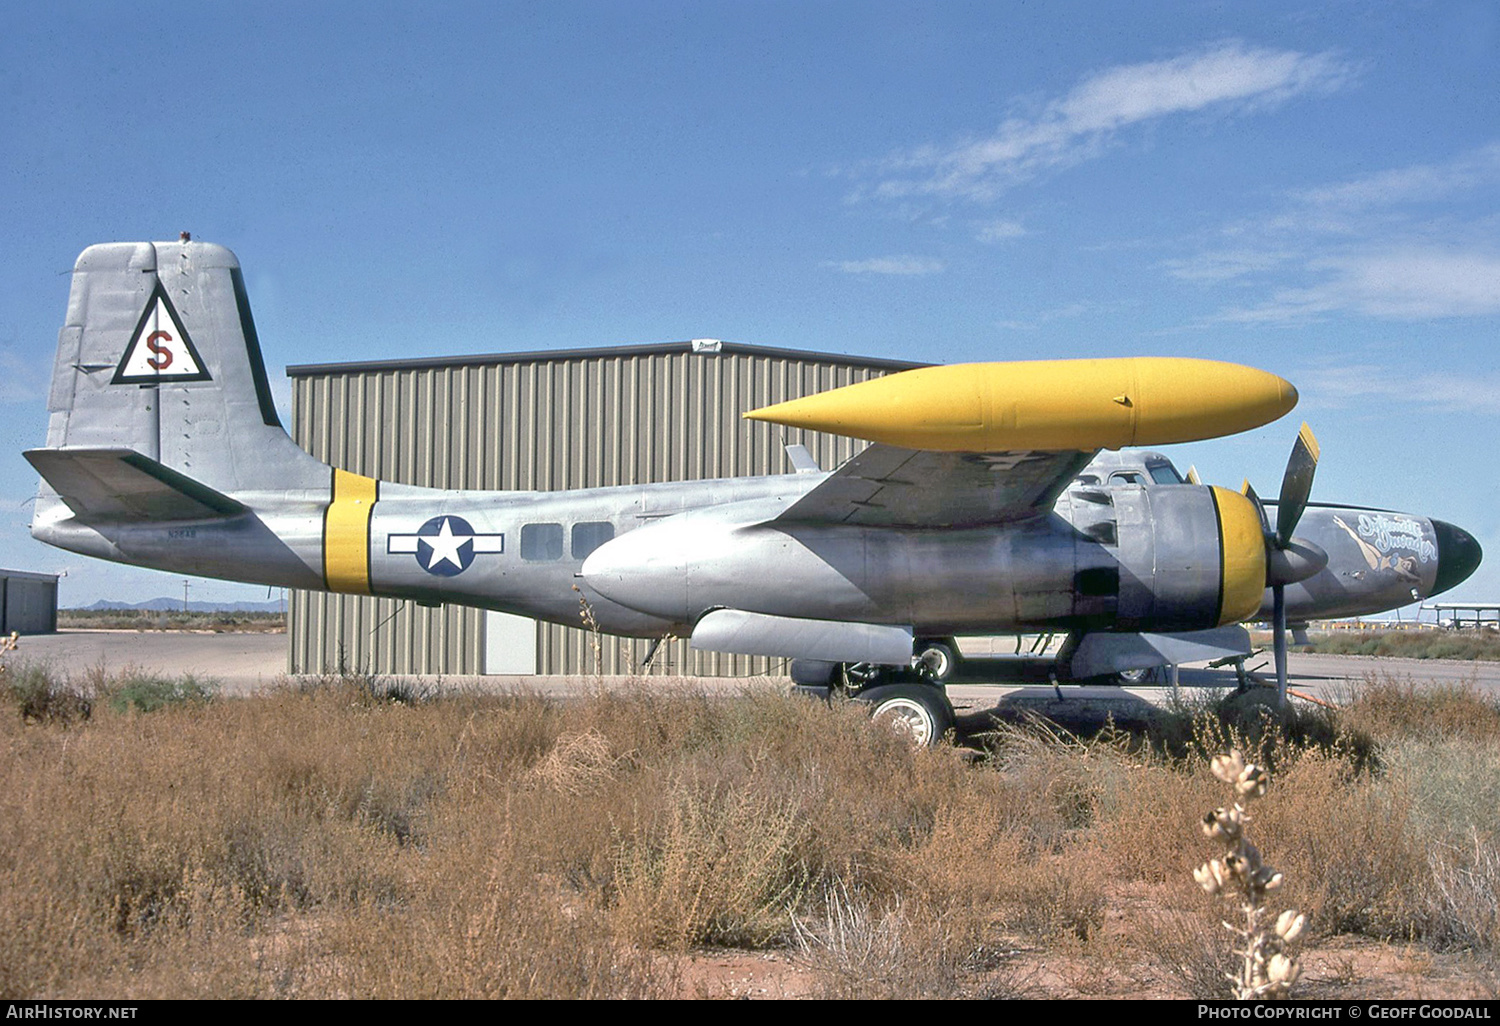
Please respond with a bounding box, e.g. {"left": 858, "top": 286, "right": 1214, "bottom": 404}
{"left": 288, "top": 343, "right": 912, "bottom": 676}
{"left": 1, "top": 570, "right": 59, "bottom": 635}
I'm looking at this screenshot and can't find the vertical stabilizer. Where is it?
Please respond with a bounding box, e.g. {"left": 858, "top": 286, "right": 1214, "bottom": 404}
{"left": 43, "top": 241, "right": 328, "bottom": 497}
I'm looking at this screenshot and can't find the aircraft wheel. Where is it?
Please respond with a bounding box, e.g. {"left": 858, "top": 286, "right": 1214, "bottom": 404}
{"left": 1113, "top": 666, "right": 1152, "bottom": 684}
{"left": 860, "top": 684, "right": 955, "bottom": 748}
{"left": 913, "top": 638, "right": 959, "bottom": 681}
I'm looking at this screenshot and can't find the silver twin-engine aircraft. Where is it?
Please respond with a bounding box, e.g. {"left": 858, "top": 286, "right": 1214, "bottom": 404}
{"left": 26, "top": 241, "right": 1482, "bottom": 742}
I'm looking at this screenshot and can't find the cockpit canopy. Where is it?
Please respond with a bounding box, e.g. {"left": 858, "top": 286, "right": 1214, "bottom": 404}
{"left": 1074, "top": 450, "right": 1185, "bottom": 488}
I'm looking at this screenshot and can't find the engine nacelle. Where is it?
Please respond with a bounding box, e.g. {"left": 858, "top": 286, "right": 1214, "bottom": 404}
{"left": 1064, "top": 484, "right": 1265, "bottom": 632}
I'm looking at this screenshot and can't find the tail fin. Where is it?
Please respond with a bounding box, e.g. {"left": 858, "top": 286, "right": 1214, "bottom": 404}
{"left": 39, "top": 241, "right": 327, "bottom": 496}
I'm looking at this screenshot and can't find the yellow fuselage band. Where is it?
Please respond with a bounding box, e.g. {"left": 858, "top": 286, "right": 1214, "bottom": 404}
{"left": 325, "top": 468, "right": 378, "bottom": 594}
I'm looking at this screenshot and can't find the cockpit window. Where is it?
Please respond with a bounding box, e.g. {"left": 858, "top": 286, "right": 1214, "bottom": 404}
{"left": 1108, "top": 471, "right": 1147, "bottom": 486}
{"left": 1148, "top": 464, "right": 1183, "bottom": 485}
{"left": 1074, "top": 474, "right": 1101, "bottom": 486}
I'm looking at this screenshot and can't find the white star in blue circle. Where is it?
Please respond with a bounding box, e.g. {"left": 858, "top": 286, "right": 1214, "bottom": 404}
{"left": 387, "top": 517, "right": 505, "bottom": 575}
{"left": 417, "top": 516, "right": 477, "bottom": 576}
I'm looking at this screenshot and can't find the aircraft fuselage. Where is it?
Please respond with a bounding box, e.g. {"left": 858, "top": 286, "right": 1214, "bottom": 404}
{"left": 32, "top": 465, "right": 1466, "bottom": 641}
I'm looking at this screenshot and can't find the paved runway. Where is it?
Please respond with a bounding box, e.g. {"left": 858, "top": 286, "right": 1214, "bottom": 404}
{"left": 10, "top": 630, "right": 289, "bottom": 694}
{"left": 9, "top": 631, "right": 1498, "bottom": 715}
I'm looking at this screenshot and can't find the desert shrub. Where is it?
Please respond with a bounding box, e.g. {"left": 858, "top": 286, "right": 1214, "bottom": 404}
{"left": 1340, "top": 676, "right": 1500, "bottom": 744}
{"left": 1421, "top": 831, "right": 1500, "bottom": 952}
{"left": 1303, "top": 630, "right": 1500, "bottom": 662}
{"left": 105, "top": 672, "right": 217, "bottom": 714}
{"left": 1144, "top": 908, "right": 1243, "bottom": 998}
{"left": 790, "top": 877, "right": 1012, "bottom": 999}
{"left": 316, "top": 848, "right": 674, "bottom": 1000}
{"left": 612, "top": 778, "right": 810, "bottom": 949}
{"left": 1132, "top": 689, "right": 1376, "bottom": 776}
{"left": 4, "top": 662, "right": 92, "bottom": 725}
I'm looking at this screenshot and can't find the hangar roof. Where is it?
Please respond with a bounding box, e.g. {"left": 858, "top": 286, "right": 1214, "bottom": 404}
{"left": 0, "top": 568, "right": 59, "bottom": 583}
{"left": 286, "top": 339, "right": 929, "bottom": 377}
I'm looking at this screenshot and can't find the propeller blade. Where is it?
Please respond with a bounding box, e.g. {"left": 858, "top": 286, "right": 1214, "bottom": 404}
{"left": 1186, "top": 465, "right": 1201, "bottom": 486}
{"left": 1275, "top": 422, "right": 1320, "bottom": 548}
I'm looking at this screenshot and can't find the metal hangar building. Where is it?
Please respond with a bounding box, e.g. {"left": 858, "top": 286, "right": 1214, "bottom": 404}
{"left": 285, "top": 340, "right": 920, "bottom": 677}
{"left": 0, "top": 568, "right": 58, "bottom": 635}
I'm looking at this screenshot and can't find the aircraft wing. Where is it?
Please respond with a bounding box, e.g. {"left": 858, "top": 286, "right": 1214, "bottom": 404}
{"left": 773, "top": 445, "right": 1093, "bottom": 527}
{"left": 25, "top": 447, "right": 246, "bottom": 522}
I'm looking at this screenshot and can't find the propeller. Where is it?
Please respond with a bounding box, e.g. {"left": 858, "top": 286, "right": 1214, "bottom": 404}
{"left": 1242, "top": 423, "right": 1327, "bottom": 705}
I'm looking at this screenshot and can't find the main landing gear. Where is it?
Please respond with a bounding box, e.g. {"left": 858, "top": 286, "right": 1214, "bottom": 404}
{"left": 860, "top": 682, "right": 955, "bottom": 748}
{"left": 802, "top": 637, "right": 961, "bottom": 747}
{"left": 787, "top": 637, "right": 961, "bottom": 747}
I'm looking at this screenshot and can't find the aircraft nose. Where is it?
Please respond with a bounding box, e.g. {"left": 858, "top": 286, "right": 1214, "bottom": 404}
{"left": 1431, "top": 519, "right": 1483, "bottom": 597}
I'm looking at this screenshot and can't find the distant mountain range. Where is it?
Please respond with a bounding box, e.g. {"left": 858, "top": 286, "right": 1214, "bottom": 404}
{"left": 72, "top": 598, "right": 285, "bottom": 613}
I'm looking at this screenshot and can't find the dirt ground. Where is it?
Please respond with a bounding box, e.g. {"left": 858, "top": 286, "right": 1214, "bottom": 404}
{"left": 676, "top": 927, "right": 1500, "bottom": 1000}
{"left": 671, "top": 879, "right": 1500, "bottom": 1000}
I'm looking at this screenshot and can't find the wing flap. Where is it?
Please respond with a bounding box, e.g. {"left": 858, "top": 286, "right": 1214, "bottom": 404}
{"left": 775, "top": 445, "right": 1094, "bottom": 527}
{"left": 25, "top": 447, "right": 246, "bottom": 521}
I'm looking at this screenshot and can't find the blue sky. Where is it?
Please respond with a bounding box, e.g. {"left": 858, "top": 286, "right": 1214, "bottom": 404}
{"left": 2, "top": 0, "right": 1497, "bottom": 610}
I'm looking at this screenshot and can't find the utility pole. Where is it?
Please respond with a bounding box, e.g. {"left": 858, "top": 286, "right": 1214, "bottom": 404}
{"left": 182, "top": 579, "right": 190, "bottom": 613}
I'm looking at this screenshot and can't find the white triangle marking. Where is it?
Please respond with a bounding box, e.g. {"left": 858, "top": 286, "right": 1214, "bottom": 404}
{"left": 116, "top": 293, "right": 206, "bottom": 381}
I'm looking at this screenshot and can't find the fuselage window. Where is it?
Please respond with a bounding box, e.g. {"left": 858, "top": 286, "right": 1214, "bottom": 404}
{"left": 1148, "top": 464, "right": 1184, "bottom": 485}
{"left": 571, "top": 521, "right": 615, "bottom": 560}
{"left": 520, "top": 523, "right": 564, "bottom": 561}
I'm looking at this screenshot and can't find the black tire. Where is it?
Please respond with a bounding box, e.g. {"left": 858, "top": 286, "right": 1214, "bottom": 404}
{"left": 860, "top": 683, "right": 955, "bottom": 747}
{"left": 913, "top": 639, "right": 959, "bottom": 681}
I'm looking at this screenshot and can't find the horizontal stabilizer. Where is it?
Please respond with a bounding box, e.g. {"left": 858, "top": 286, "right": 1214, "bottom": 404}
{"left": 691, "top": 608, "right": 913, "bottom": 665}
{"left": 1064, "top": 625, "right": 1251, "bottom": 680}
{"left": 25, "top": 447, "right": 246, "bottom": 522}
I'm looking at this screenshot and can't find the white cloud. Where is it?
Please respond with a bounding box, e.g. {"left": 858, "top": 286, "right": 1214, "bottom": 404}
{"left": 1296, "top": 142, "right": 1500, "bottom": 210}
{"left": 1218, "top": 248, "right": 1500, "bottom": 322}
{"left": 824, "top": 256, "right": 945, "bottom": 276}
{"left": 1163, "top": 143, "right": 1500, "bottom": 324}
{"left": 974, "top": 218, "right": 1027, "bottom": 243}
{"left": 864, "top": 42, "right": 1351, "bottom": 202}
{"left": 1299, "top": 364, "right": 1500, "bottom": 415}
{"left": 1161, "top": 249, "right": 1296, "bottom": 283}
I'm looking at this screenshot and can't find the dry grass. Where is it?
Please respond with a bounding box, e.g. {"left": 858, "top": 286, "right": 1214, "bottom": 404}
{"left": 1339, "top": 675, "right": 1500, "bottom": 743}
{"left": 1, "top": 664, "right": 1497, "bottom": 998}
{"left": 57, "top": 608, "right": 285, "bottom": 632}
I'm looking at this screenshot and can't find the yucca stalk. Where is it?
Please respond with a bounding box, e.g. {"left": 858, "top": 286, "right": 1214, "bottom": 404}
{"left": 1193, "top": 750, "right": 1306, "bottom": 1000}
